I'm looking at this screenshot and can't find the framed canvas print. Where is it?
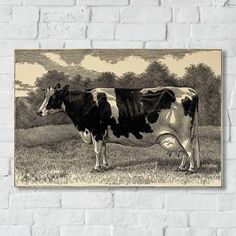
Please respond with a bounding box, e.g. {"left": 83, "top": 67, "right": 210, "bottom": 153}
{"left": 14, "top": 49, "right": 222, "bottom": 187}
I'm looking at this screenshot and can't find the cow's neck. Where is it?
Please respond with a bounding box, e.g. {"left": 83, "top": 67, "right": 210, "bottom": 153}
{"left": 62, "top": 91, "right": 84, "bottom": 129}
{"left": 62, "top": 91, "right": 91, "bottom": 132}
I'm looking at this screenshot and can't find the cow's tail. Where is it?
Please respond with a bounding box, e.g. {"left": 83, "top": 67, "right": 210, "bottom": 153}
{"left": 191, "top": 94, "right": 200, "bottom": 169}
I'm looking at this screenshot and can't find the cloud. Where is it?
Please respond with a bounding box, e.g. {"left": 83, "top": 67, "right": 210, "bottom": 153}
{"left": 80, "top": 55, "right": 150, "bottom": 76}
{"left": 158, "top": 51, "right": 221, "bottom": 77}
{"left": 15, "top": 62, "right": 47, "bottom": 97}
{"left": 43, "top": 52, "right": 69, "bottom": 67}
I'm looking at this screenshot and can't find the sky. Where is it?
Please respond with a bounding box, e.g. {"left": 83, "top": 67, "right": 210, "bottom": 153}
{"left": 15, "top": 49, "right": 221, "bottom": 97}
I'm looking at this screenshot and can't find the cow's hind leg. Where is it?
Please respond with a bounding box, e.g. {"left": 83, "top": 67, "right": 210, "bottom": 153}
{"left": 176, "top": 154, "right": 188, "bottom": 171}
{"left": 182, "top": 141, "right": 196, "bottom": 173}
{"left": 101, "top": 142, "right": 109, "bottom": 171}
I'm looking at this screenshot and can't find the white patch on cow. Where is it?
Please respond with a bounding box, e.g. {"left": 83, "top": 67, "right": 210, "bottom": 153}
{"left": 38, "top": 87, "right": 55, "bottom": 116}
{"left": 61, "top": 102, "right": 66, "bottom": 112}
{"left": 182, "top": 140, "right": 188, "bottom": 149}
{"left": 79, "top": 129, "right": 92, "bottom": 144}
{"left": 166, "top": 110, "right": 176, "bottom": 124}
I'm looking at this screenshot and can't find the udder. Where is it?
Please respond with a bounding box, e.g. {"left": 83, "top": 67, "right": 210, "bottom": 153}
{"left": 158, "top": 134, "right": 183, "bottom": 152}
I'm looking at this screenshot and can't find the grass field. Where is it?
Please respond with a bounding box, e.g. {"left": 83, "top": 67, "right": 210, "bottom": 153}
{"left": 15, "top": 124, "right": 222, "bottom": 186}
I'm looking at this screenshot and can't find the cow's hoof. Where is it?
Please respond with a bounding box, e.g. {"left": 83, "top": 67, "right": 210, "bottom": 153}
{"left": 101, "top": 164, "right": 109, "bottom": 171}
{"left": 175, "top": 167, "right": 188, "bottom": 172}
{"left": 91, "top": 168, "right": 102, "bottom": 173}
{"left": 185, "top": 169, "right": 197, "bottom": 174}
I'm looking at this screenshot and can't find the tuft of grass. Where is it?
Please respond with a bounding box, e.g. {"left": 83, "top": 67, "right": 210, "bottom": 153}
{"left": 15, "top": 125, "right": 221, "bottom": 186}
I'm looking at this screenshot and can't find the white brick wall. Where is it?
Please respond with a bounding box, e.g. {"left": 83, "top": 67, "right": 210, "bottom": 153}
{"left": 0, "top": 1, "right": 235, "bottom": 236}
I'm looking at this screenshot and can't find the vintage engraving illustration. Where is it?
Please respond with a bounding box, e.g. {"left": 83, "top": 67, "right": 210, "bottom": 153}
{"left": 15, "top": 49, "right": 222, "bottom": 186}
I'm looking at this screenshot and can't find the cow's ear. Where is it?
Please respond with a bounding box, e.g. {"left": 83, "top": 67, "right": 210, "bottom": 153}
{"left": 62, "top": 84, "right": 69, "bottom": 95}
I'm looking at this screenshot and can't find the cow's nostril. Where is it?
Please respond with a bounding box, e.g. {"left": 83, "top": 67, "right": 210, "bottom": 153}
{"left": 37, "top": 111, "right": 42, "bottom": 116}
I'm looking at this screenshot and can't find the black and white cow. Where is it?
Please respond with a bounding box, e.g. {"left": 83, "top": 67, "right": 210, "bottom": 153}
{"left": 37, "top": 83, "right": 200, "bottom": 173}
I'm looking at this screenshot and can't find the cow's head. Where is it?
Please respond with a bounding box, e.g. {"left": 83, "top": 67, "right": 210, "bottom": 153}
{"left": 37, "top": 83, "right": 69, "bottom": 116}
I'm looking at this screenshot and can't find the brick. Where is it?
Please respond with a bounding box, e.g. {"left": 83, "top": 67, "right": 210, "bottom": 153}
{"left": 226, "top": 57, "right": 236, "bottom": 75}
{"left": 230, "top": 91, "right": 236, "bottom": 109}
{"left": 92, "top": 7, "right": 119, "bottom": 23}
{"left": 32, "top": 226, "right": 59, "bottom": 236}
{"left": 165, "top": 194, "right": 216, "bottom": 210}
{"left": 174, "top": 7, "right": 199, "bottom": 23}
{"left": 0, "top": 176, "right": 13, "bottom": 193}
{"left": 10, "top": 193, "right": 60, "bottom": 208}
{"left": 24, "top": 0, "right": 75, "bottom": 6}
{"left": 64, "top": 39, "right": 91, "bottom": 48}
{"left": 230, "top": 126, "right": 236, "bottom": 142}
{"left": 164, "top": 0, "right": 212, "bottom": 6}
{"left": 218, "top": 229, "right": 236, "bottom": 236}
{"left": 0, "top": 209, "right": 33, "bottom": 224}
{"left": 166, "top": 228, "right": 216, "bottom": 236}
{"left": 0, "top": 158, "right": 9, "bottom": 176}
{"left": 0, "top": 57, "right": 13, "bottom": 74}
{"left": 145, "top": 41, "right": 185, "bottom": 48}
{"left": 116, "top": 24, "right": 166, "bottom": 40}
{"left": 0, "top": 0, "right": 22, "bottom": 5}
{"left": 0, "top": 128, "right": 14, "bottom": 143}
{"left": 121, "top": 7, "right": 171, "bottom": 23}
{"left": 0, "top": 74, "right": 13, "bottom": 91}
{"left": 86, "top": 209, "right": 138, "bottom": 225}
{"left": 191, "top": 24, "right": 236, "bottom": 40}
{"left": 0, "top": 23, "right": 37, "bottom": 39}
{"left": 86, "top": 209, "right": 187, "bottom": 227}
{"left": 0, "top": 92, "right": 13, "bottom": 109}
{"left": 39, "top": 23, "right": 86, "bottom": 39}
{"left": 114, "top": 192, "right": 164, "bottom": 209}
{"left": 77, "top": 0, "right": 129, "bottom": 6}
{"left": 40, "top": 7, "right": 89, "bottom": 23}
{"left": 186, "top": 41, "right": 236, "bottom": 57}
{"left": 62, "top": 192, "right": 113, "bottom": 208}
{"left": 12, "top": 6, "right": 39, "bottom": 22}
{"left": 202, "top": 8, "right": 236, "bottom": 24}
{"left": 0, "top": 7, "right": 11, "bottom": 22}
{"left": 0, "top": 226, "right": 31, "bottom": 236}
{"left": 34, "top": 209, "right": 84, "bottom": 226}
{"left": 190, "top": 212, "right": 236, "bottom": 227}
{"left": 61, "top": 226, "right": 111, "bottom": 236}
{"left": 168, "top": 24, "right": 190, "bottom": 40}
{"left": 229, "top": 110, "right": 236, "bottom": 126}
{"left": 0, "top": 142, "right": 14, "bottom": 159}
{"left": 0, "top": 108, "right": 13, "bottom": 126}
{"left": 0, "top": 193, "right": 8, "bottom": 208}
{"left": 217, "top": 194, "right": 236, "bottom": 210}
{"left": 224, "top": 142, "right": 236, "bottom": 160}
{"left": 40, "top": 40, "right": 64, "bottom": 48}
{"left": 130, "top": 0, "right": 159, "bottom": 5}
{"left": 113, "top": 226, "right": 163, "bottom": 236}
{"left": 87, "top": 23, "right": 115, "bottom": 39}
{"left": 0, "top": 40, "right": 39, "bottom": 57}
{"left": 92, "top": 40, "right": 143, "bottom": 48}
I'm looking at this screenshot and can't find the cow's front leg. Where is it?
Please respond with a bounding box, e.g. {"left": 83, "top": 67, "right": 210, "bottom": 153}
{"left": 101, "top": 142, "right": 109, "bottom": 171}
{"left": 91, "top": 138, "right": 103, "bottom": 173}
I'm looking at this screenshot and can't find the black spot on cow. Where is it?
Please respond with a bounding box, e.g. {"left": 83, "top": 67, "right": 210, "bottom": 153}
{"left": 181, "top": 94, "right": 198, "bottom": 125}
{"left": 114, "top": 89, "right": 153, "bottom": 139}
{"left": 141, "top": 89, "right": 176, "bottom": 123}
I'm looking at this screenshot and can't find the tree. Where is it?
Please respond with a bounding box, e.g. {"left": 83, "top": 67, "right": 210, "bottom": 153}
{"left": 140, "top": 61, "right": 178, "bottom": 87}
{"left": 181, "top": 63, "right": 221, "bottom": 125}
